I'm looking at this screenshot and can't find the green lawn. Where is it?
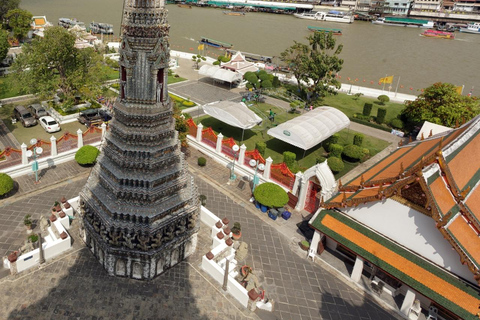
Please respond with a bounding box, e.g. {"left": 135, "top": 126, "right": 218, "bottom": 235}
{"left": 168, "top": 75, "right": 187, "bottom": 84}
{"left": 0, "top": 74, "right": 23, "bottom": 99}
{"left": 195, "top": 101, "right": 390, "bottom": 177}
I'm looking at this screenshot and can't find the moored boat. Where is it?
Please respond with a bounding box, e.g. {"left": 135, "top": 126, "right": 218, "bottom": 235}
{"left": 372, "top": 17, "right": 434, "bottom": 28}
{"left": 59, "top": 18, "right": 86, "bottom": 30}
{"left": 200, "top": 37, "right": 233, "bottom": 49}
{"left": 178, "top": 3, "right": 192, "bottom": 8}
{"left": 223, "top": 11, "right": 245, "bottom": 16}
{"left": 421, "top": 29, "right": 455, "bottom": 39}
{"left": 89, "top": 22, "right": 114, "bottom": 34}
{"left": 459, "top": 22, "right": 480, "bottom": 34}
{"left": 294, "top": 11, "right": 353, "bottom": 24}
{"left": 307, "top": 26, "right": 342, "bottom": 35}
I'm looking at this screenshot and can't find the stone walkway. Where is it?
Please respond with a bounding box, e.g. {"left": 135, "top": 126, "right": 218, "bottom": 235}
{"left": 0, "top": 153, "right": 401, "bottom": 320}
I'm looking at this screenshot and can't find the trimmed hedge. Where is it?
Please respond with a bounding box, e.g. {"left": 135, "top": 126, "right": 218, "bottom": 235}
{"left": 255, "top": 142, "right": 266, "bottom": 156}
{"left": 316, "top": 156, "right": 326, "bottom": 164}
{"left": 324, "top": 133, "right": 340, "bottom": 152}
{"left": 363, "top": 103, "right": 373, "bottom": 117}
{"left": 390, "top": 118, "right": 404, "bottom": 129}
{"left": 198, "top": 157, "right": 207, "bottom": 166}
{"left": 350, "top": 117, "right": 391, "bottom": 132}
{"left": 342, "top": 145, "right": 365, "bottom": 162}
{"left": 283, "top": 151, "right": 296, "bottom": 168}
{"left": 353, "top": 133, "right": 364, "bottom": 147}
{"left": 377, "top": 107, "right": 387, "bottom": 124}
{"left": 75, "top": 145, "right": 100, "bottom": 165}
{"left": 0, "top": 173, "right": 14, "bottom": 196}
{"left": 253, "top": 182, "right": 289, "bottom": 208}
{"left": 377, "top": 95, "right": 390, "bottom": 104}
{"left": 327, "top": 157, "right": 344, "bottom": 173}
{"left": 329, "top": 144, "right": 343, "bottom": 158}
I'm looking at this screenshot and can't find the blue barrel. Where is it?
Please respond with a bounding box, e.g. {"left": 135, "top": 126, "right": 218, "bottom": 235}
{"left": 260, "top": 204, "right": 268, "bottom": 212}
{"left": 255, "top": 201, "right": 261, "bottom": 209}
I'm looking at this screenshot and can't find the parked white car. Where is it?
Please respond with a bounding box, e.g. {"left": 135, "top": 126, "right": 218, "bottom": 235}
{"left": 39, "top": 116, "right": 61, "bottom": 133}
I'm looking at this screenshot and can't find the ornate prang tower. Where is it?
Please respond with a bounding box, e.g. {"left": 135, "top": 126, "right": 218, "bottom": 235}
{"left": 79, "top": 0, "right": 200, "bottom": 280}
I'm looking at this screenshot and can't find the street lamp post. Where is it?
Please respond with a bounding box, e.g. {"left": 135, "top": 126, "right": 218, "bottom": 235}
{"left": 230, "top": 144, "right": 239, "bottom": 181}
{"left": 26, "top": 138, "right": 43, "bottom": 184}
{"left": 249, "top": 159, "right": 265, "bottom": 193}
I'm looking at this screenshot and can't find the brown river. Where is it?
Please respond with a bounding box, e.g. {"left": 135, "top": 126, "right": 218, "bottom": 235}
{"left": 21, "top": 0, "right": 480, "bottom": 95}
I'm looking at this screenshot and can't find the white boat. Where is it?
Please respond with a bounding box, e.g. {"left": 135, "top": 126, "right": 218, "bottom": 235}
{"left": 59, "top": 18, "right": 86, "bottom": 30}
{"left": 372, "top": 17, "right": 434, "bottom": 28}
{"left": 89, "top": 22, "right": 114, "bottom": 34}
{"left": 293, "top": 11, "right": 354, "bottom": 24}
{"left": 459, "top": 22, "right": 480, "bottom": 34}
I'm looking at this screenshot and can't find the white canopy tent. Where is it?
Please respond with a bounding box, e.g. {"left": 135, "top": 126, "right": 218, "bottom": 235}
{"left": 202, "top": 101, "right": 262, "bottom": 129}
{"left": 198, "top": 65, "right": 243, "bottom": 83}
{"left": 267, "top": 107, "right": 350, "bottom": 150}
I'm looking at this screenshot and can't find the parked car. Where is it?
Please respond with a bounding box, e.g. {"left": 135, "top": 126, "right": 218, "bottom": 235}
{"left": 39, "top": 116, "right": 61, "bottom": 133}
{"left": 28, "top": 104, "right": 48, "bottom": 119}
{"left": 13, "top": 105, "right": 37, "bottom": 127}
{"left": 77, "top": 109, "right": 112, "bottom": 127}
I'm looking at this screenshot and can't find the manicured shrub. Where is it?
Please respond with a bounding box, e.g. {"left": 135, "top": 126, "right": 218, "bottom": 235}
{"left": 197, "top": 157, "right": 207, "bottom": 166}
{"left": 353, "top": 133, "right": 364, "bottom": 147}
{"left": 261, "top": 80, "right": 272, "bottom": 89}
{"left": 253, "top": 182, "right": 289, "bottom": 208}
{"left": 378, "top": 95, "right": 390, "bottom": 104}
{"left": 258, "top": 72, "right": 271, "bottom": 82}
{"left": 354, "top": 113, "right": 370, "bottom": 121}
{"left": 324, "top": 133, "right": 340, "bottom": 152}
{"left": 316, "top": 156, "right": 326, "bottom": 164}
{"left": 272, "top": 76, "right": 281, "bottom": 88}
{"left": 28, "top": 233, "right": 39, "bottom": 243}
{"left": 75, "top": 145, "right": 100, "bottom": 165}
{"left": 390, "top": 118, "right": 404, "bottom": 129}
{"left": 363, "top": 103, "right": 373, "bottom": 117}
{"left": 376, "top": 107, "right": 387, "bottom": 124}
{"left": 329, "top": 144, "right": 343, "bottom": 158}
{"left": 283, "top": 151, "right": 296, "bottom": 168}
{"left": 255, "top": 142, "right": 266, "bottom": 156}
{"left": 0, "top": 173, "right": 14, "bottom": 196}
{"left": 342, "top": 145, "right": 365, "bottom": 162}
{"left": 327, "top": 157, "right": 344, "bottom": 173}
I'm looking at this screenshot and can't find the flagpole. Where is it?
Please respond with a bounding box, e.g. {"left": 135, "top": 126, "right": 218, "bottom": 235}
{"left": 461, "top": 85, "right": 464, "bottom": 95}
{"left": 388, "top": 75, "right": 394, "bottom": 94}
{"left": 382, "top": 74, "right": 387, "bottom": 92}
{"left": 395, "top": 76, "right": 401, "bottom": 97}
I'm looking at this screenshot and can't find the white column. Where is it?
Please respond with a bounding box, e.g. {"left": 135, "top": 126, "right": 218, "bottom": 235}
{"left": 215, "top": 133, "right": 223, "bottom": 153}
{"left": 263, "top": 157, "right": 273, "bottom": 180}
{"left": 400, "top": 289, "right": 416, "bottom": 316}
{"left": 50, "top": 135, "right": 57, "bottom": 157}
{"left": 295, "top": 179, "right": 308, "bottom": 211}
{"left": 196, "top": 123, "right": 203, "bottom": 142}
{"left": 238, "top": 144, "right": 247, "bottom": 166}
{"left": 292, "top": 171, "right": 303, "bottom": 194}
{"left": 21, "top": 143, "right": 28, "bottom": 165}
{"left": 101, "top": 122, "right": 107, "bottom": 140}
{"left": 310, "top": 231, "right": 321, "bottom": 254}
{"left": 77, "top": 129, "right": 84, "bottom": 148}
{"left": 350, "top": 256, "right": 364, "bottom": 283}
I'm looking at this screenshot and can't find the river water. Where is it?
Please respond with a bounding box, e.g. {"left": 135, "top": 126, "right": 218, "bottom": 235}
{"left": 21, "top": 0, "right": 480, "bottom": 94}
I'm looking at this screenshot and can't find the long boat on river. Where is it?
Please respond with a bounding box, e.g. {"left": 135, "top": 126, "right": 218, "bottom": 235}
{"left": 199, "top": 37, "right": 233, "bottom": 49}
{"left": 307, "top": 26, "right": 342, "bottom": 35}
{"left": 372, "top": 17, "right": 434, "bottom": 28}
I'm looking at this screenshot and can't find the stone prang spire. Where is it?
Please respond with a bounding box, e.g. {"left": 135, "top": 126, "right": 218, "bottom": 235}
{"left": 79, "top": 0, "right": 200, "bottom": 280}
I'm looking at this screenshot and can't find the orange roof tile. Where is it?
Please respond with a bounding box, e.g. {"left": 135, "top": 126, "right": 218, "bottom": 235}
{"left": 448, "top": 216, "right": 480, "bottom": 266}
{"left": 322, "top": 214, "right": 480, "bottom": 315}
{"left": 448, "top": 132, "right": 480, "bottom": 191}
{"left": 429, "top": 176, "right": 456, "bottom": 215}
{"left": 466, "top": 187, "right": 480, "bottom": 222}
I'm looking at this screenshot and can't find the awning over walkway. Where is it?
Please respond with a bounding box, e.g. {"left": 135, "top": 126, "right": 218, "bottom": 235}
{"left": 198, "top": 65, "right": 243, "bottom": 83}
{"left": 267, "top": 107, "right": 350, "bottom": 150}
{"left": 202, "top": 101, "right": 262, "bottom": 129}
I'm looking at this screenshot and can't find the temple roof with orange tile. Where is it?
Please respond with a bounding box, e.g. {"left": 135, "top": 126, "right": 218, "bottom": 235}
{"left": 429, "top": 175, "right": 456, "bottom": 216}
{"left": 310, "top": 210, "right": 480, "bottom": 320}
{"left": 447, "top": 215, "right": 480, "bottom": 269}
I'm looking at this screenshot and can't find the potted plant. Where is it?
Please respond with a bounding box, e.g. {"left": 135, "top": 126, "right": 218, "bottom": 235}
{"left": 24, "top": 214, "right": 32, "bottom": 231}
{"left": 28, "top": 233, "right": 39, "bottom": 248}
{"left": 53, "top": 201, "right": 61, "bottom": 212}
{"left": 300, "top": 240, "right": 310, "bottom": 251}
{"left": 231, "top": 222, "right": 242, "bottom": 240}
{"left": 199, "top": 194, "right": 207, "bottom": 206}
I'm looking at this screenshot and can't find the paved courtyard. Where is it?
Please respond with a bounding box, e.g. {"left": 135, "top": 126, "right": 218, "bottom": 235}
{"left": 0, "top": 152, "right": 401, "bottom": 320}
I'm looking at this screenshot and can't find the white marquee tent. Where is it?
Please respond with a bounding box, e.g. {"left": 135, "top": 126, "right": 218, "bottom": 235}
{"left": 198, "top": 65, "right": 243, "bottom": 83}
{"left": 267, "top": 107, "right": 350, "bottom": 150}
{"left": 202, "top": 101, "right": 262, "bottom": 129}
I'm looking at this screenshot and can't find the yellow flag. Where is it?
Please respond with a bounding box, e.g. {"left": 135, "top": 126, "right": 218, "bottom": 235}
{"left": 379, "top": 75, "right": 393, "bottom": 84}
{"left": 197, "top": 44, "right": 204, "bottom": 51}
{"left": 456, "top": 86, "right": 463, "bottom": 95}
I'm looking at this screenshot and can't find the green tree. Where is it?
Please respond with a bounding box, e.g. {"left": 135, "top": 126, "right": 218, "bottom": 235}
{"left": 280, "top": 41, "right": 309, "bottom": 94}
{"left": 302, "top": 31, "right": 343, "bottom": 102}
{"left": 401, "top": 82, "right": 480, "bottom": 128}
{"left": 191, "top": 54, "right": 206, "bottom": 69}
{"left": 0, "top": 0, "right": 19, "bottom": 23}
{"left": 0, "top": 30, "right": 10, "bottom": 63}
{"left": 5, "top": 9, "right": 32, "bottom": 41}
{"left": 12, "top": 26, "right": 107, "bottom": 102}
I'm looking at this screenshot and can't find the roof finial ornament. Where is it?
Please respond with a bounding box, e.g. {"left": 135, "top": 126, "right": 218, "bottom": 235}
{"left": 421, "top": 132, "right": 425, "bottom": 140}
{"left": 360, "top": 174, "right": 365, "bottom": 186}
{"left": 429, "top": 129, "right": 433, "bottom": 137}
